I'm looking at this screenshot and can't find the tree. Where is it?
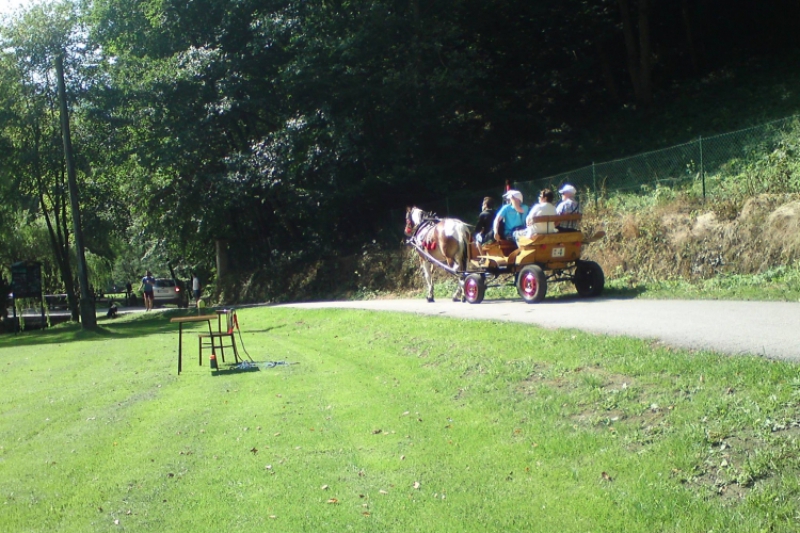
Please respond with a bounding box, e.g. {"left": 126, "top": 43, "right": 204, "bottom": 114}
{"left": 71, "top": 0, "right": 800, "bottom": 302}
{"left": 0, "top": 2, "right": 98, "bottom": 326}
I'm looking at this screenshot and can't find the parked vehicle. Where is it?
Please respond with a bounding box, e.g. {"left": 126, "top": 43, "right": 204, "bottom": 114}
{"left": 152, "top": 278, "right": 189, "bottom": 307}
{"left": 44, "top": 294, "right": 69, "bottom": 310}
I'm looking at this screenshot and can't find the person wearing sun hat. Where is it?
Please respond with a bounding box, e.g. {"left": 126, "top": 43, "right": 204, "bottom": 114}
{"left": 493, "top": 189, "right": 528, "bottom": 243}
{"left": 555, "top": 184, "right": 581, "bottom": 232}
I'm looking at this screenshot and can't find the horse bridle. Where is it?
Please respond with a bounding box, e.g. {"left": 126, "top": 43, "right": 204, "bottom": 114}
{"left": 405, "top": 209, "right": 436, "bottom": 237}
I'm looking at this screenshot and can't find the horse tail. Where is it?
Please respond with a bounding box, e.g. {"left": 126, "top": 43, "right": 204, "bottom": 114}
{"left": 455, "top": 220, "right": 471, "bottom": 272}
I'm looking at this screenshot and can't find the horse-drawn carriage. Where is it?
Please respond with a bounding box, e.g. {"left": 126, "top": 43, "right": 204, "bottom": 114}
{"left": 405, "top": 207, "right": 605, "bottom": 304}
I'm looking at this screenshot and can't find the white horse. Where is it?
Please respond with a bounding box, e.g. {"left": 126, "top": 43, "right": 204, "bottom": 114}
{"left": 405, "top": 207, "right": 471, "bottom": 302}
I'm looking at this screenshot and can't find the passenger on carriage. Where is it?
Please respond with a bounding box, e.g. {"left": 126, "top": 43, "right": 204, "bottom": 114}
{"left": 522, "top": 188, "right": 558, "bottom": 238}
{"left": 492, "top": 190, "right": 528, "bottom": 244}
{"left": 474, "top": 196, "right": 495, "bottom": 245}
{"left": 555, "top": 184, "right": 581, "bottom": 232}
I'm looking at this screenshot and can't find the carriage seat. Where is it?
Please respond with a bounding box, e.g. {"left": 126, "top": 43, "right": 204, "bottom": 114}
{"left": 527, "top": 213, "right": 582, "bottom": 232}
{"left": 475, "top": 239, "right": 517, "bottom": 268}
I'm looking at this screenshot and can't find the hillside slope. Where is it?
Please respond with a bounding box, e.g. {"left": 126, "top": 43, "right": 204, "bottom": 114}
{"left": 583, "top": 193, "right": 800, "bottom": 283}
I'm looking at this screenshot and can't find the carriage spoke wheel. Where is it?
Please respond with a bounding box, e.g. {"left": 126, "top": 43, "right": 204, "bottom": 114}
{"left": 516, "top": 265, "right": 547, "bottom": 303}
{"left": 573, "top": 260, "right": 605, "bottom": 297}
{"left": 464, "top": 274, "right": 486, "bottom": 304}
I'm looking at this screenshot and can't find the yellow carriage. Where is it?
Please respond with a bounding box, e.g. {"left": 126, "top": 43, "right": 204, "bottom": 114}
{"left": 462, "top": 214, "right": 605, "bottom": 304}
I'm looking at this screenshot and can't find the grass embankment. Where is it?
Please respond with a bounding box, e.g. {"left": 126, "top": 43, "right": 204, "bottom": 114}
{"left": 2, "top": 307, "right": 800, "bottom": 532}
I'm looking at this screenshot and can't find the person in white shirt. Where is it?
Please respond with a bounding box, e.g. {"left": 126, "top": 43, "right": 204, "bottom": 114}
{"left": 191, "top": 274, "right": 201, "bottom": 305}
{"left": 524, "top": 188, "right": 558, "bottom": 237}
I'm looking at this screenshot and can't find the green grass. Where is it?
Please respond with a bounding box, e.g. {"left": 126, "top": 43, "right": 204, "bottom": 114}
{"left": 599, "top": 264, "right": 800, "bottom": 302}
{"left": 2, "top": 306, "right": 800, "bottom": 532}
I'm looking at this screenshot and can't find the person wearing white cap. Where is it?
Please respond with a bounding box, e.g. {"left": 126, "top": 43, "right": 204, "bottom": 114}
{"left": 493, "top": 189, "right": 528, "bottom": 243}
{"left": 555, "top": 184, "right": 581, "bottom": 232}
{"left": 525, "top": 188, "right": 558, "bottom": 236}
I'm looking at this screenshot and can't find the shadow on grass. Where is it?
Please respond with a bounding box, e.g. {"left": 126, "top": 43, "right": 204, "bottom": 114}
{"left": 210, "top": 360, "right": 295, "bottom": 377}
{"left": 211, "top": 365, "right": 260, "bottom": 376}
{"left": 239, "top": 325, "right": 287, "bottom": 335}
{"left": 0, "top": 308, "right": 226, "bottom": 348}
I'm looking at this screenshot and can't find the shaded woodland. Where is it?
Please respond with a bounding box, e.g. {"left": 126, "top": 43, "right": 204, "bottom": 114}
{"left": 1, "top": 0, "right": 799, "bottom": 306}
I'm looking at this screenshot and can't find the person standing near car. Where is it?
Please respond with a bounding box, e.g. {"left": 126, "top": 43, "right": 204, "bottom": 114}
{"left": 140, "top": 270, "right": 155, "bottom": 311}
{"left": 191, "top": 273, "right": 201, "bottom": 307}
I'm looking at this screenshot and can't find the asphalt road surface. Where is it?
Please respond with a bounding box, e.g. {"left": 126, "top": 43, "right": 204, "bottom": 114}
{"left": 282, "top": 297, "right": 800, "bottom": 362}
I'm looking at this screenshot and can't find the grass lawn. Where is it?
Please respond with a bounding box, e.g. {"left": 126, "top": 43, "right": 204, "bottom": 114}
{"left": 2, "top": 306, "right": 800, "bottom": 532}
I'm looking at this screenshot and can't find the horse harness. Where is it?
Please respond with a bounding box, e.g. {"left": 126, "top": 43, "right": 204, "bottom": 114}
{"left": 406, "top": 213, "right": 441, "bottom": 252}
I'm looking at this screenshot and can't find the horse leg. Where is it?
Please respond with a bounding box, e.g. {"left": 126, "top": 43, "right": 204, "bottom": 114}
{"left": 451, "top": 256, "right": 463, "bottom": 301}
{"left": 452, "top": 263, "right": 464, "bottom": 302}
{"left": 421, "top": 260, "right": 435, "bottom": 302}
{"left": 452, "top": 281, "right": 464, "bottom": 302}
{"left": 445, "top": 241, "right": 465, "bottom": 302}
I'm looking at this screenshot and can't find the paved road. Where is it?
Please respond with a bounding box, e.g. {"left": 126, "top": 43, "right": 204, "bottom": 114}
{"left": 281, "top": 298, "right": 800, "bottom": 362}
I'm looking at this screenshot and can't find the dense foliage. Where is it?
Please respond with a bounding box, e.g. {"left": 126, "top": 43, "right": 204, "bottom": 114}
{"left": 1, "top": 0, "right": 799, "bottom": 302}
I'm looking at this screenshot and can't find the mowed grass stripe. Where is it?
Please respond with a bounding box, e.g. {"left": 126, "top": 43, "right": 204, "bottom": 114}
{"left": 1, "top": 306, "right": 799, "bottom": 532}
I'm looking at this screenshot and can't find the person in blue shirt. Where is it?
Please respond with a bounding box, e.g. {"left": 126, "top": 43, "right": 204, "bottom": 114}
{"left": 493, "top": 189, "right": 529, "bottom": 244}
{"left": 140, "top": 270, "right": 155, "bottom": 311}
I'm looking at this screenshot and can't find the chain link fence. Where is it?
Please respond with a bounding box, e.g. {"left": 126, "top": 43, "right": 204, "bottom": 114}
{"left": 389, "top": 114, "right": 800, "bottom": 238}
{"left": 516, "top": 114, "right": 800, "bottom": 209}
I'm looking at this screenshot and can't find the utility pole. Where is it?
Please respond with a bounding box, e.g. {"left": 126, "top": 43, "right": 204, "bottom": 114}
{"left": 56, "top": 52, "right": 96, "bottom": 329}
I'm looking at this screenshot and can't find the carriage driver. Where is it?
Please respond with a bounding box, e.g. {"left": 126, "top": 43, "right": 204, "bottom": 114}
{"left": 493, "top": 190, "right": 529, "bottom": 243}
{"left": 474, "top": 196, "right": 496, "bottom": 245}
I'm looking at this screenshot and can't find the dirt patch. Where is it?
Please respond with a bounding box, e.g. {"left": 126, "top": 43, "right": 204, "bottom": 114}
{"left": 766, "top": 201, "right": 800, "bottom": 257}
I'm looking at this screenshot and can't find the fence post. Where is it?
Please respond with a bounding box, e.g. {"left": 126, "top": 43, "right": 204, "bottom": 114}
{"left": 699, "top": 135, "right": 705, "bottom": 201}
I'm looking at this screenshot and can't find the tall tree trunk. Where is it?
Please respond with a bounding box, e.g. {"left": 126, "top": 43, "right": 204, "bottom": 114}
{"left": 38, "top": 188, "right": 78, "bottom": 321}
{"left": 56, "top": 53, "right": 96, "bottom": 329}
{"left": 618, "top": 0, "right": 641, "bottom": 102}
{"left": 595, "top": 38, "right": 621, "bottom": 103}
{"left": 56, "top": 175, "right": 80, "bottom": 321}
{"left": 681, "top": 0, "right": 701, "bottom": 73}
{"left": 618, "top": 0, "right": 653, "bottom": 106}
{"left": 28, "top": 114, "right": 79, "bottom": 321}
{"left": 216, "top": 239, "right": 229, "bottom": 280}
{"left": 637, "top": 0, "right": 652, "bottom": 105}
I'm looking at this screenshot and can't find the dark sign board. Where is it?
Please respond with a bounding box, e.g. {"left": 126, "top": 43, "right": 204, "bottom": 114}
{"left": 11, "top": 261, "right": 42, "bottom": 299}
